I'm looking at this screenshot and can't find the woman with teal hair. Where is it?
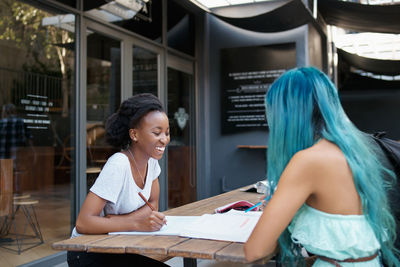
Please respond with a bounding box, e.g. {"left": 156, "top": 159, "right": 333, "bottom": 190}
{"left": 244, "top": 67, "right": 399, "bottom": 266}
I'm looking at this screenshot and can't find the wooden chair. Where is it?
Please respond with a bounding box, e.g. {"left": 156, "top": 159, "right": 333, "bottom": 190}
{"left": 0, "top": 195, "right": 44, "bottom": 254}
{"left": 0, "top": 159, "right": 43, "bottom": 254}
{"left": 8, "top": 197, "right": 44, "bottom": 254}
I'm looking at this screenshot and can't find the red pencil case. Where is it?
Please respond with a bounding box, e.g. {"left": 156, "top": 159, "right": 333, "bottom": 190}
{"left": 214, "top": 200, "right": 259, "bottom": 213}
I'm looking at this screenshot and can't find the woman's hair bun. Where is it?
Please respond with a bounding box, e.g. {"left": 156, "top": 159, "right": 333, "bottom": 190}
{"left": 105, "top": 93, "right": 165, "bottom": 149}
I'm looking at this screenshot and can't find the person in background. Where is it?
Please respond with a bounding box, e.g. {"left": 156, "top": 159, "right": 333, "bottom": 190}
{"left": 0, "top": 103, "right": 34, "bottom": 194}
{"left": 244, "top": 67, "right": 399, "bottom": 266}
{"left": 67, "top": 93, "right": 170, "bottom": 267}
{"left": 0, "top": 103, "right": 32, "bottom": 159}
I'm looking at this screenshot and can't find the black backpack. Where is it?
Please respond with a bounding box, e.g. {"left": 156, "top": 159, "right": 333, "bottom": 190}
{"left": 371, "top": 132, "right": 400, "bottom": 251}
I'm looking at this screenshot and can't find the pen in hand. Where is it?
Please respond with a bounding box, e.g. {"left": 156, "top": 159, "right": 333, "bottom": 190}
{"left": 138, "top": 192, "right": 155, "bottom": 211}
{"left": 138, "top": 192, "right": 167, "bottom": 225}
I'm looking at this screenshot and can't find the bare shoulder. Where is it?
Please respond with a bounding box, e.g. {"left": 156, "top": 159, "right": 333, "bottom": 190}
{"left": 286, "top": 139, "right": 345, "bottom": 181}
{"left": 296, "top": 139, "right": 343, "bottom": 163}
{"left": 274, "top": 141, "right": 339, "bottom": 203}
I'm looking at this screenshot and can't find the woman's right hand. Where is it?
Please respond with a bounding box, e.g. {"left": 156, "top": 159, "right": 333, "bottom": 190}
{"left": 136, "top": 210, "right": 167, "bottom": 231}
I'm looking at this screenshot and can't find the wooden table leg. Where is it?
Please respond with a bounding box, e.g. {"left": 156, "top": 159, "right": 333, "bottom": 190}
{"left": 183, "top": 258, "right": 197, "bottom": 267}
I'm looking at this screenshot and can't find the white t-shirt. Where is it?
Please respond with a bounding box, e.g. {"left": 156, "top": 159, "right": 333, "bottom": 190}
{"left": 71, "top": 152, "right": 161, "bottom": 238}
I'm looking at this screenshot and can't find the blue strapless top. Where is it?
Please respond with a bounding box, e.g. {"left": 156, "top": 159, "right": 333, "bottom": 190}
{"left": 288, "top": 204, "right": 381, "bottom": 267}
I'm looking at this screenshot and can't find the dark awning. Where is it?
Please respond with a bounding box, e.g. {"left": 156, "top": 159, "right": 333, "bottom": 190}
{"left": 337, "top": 48, "right": 400, "bottom": 76}
{"left": 213, "top": 0, "right": 313, "bottom": 33}
{"left": 339, "top": 72, "right": 400, "bottom": 91}
{"left": 318, "top": 0, "right": 400, "bottom": 34}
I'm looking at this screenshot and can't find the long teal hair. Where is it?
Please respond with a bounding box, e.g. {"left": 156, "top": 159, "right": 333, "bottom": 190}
{"left": 265, "top": 67, "right": 399, "bottom": 266}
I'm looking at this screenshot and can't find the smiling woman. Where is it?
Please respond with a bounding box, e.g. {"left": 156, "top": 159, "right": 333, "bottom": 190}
{"left": 67, "top": 93, "right": 171, "bottom": 267}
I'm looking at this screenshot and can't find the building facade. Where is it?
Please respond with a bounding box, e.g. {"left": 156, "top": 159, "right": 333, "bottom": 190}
{"left": 0, "top": 0, "right": 326, "bottom": 265}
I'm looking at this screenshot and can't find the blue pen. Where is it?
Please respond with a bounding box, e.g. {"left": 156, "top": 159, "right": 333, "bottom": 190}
{"left": 244, "top": 196, "right": 271, "bottom": 213}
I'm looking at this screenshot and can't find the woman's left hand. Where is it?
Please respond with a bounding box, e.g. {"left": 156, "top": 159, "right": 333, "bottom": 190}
{"left": 258, "top": 195, "right": 268, "bottom": 211}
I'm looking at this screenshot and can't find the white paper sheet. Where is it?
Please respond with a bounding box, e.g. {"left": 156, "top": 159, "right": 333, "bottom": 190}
{"left": 109, "top": 216, "right": 199, "bottom": 236}
{"left": 180, "top": 211, "right": 262, "bottom": 243}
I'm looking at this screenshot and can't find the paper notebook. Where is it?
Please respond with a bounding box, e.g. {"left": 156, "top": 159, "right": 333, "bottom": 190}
{"left": 109, "top": 210, "right": 262, "bottom": 243}
{"left": 109, "top": 216, "right": 198, "bottom": 236}
{"left": 180, "top": 210, "right": 262, "bottom": 243}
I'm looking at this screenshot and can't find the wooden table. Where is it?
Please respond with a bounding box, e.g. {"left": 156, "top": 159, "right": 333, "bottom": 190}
{"left": 52, "top": 187, "right": 274, "bottom": 267}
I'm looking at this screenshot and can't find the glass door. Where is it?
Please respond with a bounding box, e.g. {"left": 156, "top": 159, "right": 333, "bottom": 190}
{"left": 83, "top": 18, "right": 164, "bottom": 207}
{"left": 0, "top": 0, "right": 74, "bottom": 264}
{"left": 85, "top": 29, "right": 121, "bottom": 189}
{"left": 167, "top": 55, "right": 196, "bottom": 208}
{"left": 132, "top": 46, "right": 158, "bottom": 96}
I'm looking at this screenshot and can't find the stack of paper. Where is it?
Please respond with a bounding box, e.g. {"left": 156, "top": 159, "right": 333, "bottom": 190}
{"left": 181, "top": 210, "right": 262, "bottom": 243}
{"left": 109, "top": 210, "right": 262, "bottom": 243}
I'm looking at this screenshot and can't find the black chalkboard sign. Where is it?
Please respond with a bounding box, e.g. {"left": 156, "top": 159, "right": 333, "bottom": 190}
{"left": 220, "top": 43, "right": 296, "bottom": 134}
